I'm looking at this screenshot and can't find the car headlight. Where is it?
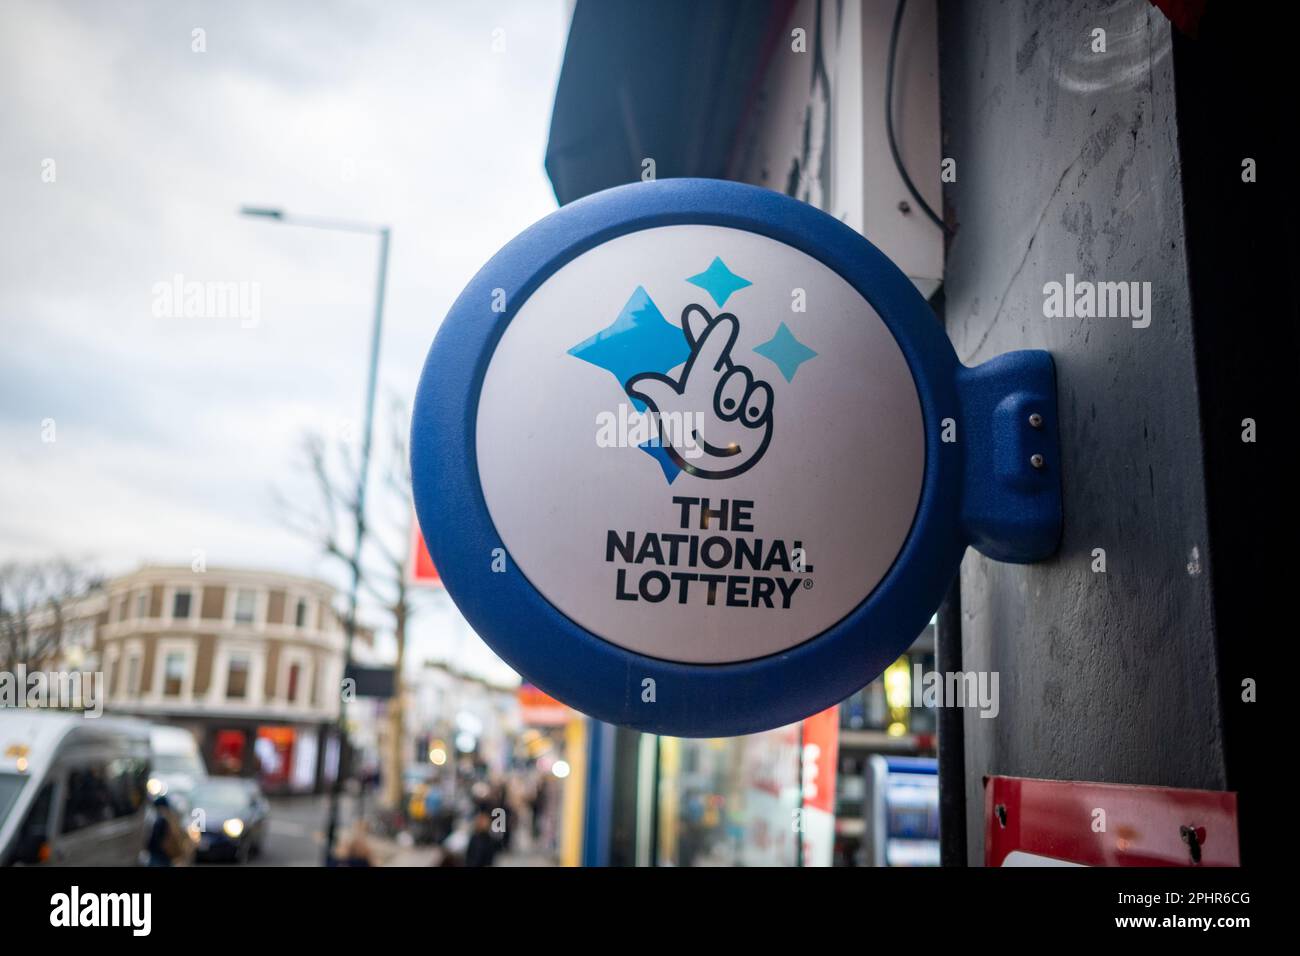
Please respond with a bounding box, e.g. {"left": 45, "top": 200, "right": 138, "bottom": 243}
{"left": 222, "top": 818, "right": 245, "bottom": 839}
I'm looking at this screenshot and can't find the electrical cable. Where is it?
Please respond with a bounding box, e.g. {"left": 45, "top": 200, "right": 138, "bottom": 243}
{"left": 887, "top": 0, "right": 949, "bottom": 234}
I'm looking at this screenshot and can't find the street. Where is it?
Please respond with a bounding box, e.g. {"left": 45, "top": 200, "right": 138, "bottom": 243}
{"left": 192, "top": 793, "right": 554, "bottom": 867}
{"left": 193, "top": 794, "right": 339, "bottom": 868}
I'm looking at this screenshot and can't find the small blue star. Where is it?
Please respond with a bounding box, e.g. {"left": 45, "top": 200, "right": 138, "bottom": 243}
{"left": 753, "top": 322, "right": 818, "bottom": 383}
{"left": 686, "top": 257, "right": 752, "bottom": 308}
{"left": 568, "top": 287, "right": 691, "bottom": 412}
{"left": 639, "top": 438, "right": 682, "bottom": 484}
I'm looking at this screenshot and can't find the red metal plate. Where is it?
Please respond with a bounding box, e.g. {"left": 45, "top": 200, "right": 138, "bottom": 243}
{"left": 984, "top": 775, "right": 1239, "bottom": 867}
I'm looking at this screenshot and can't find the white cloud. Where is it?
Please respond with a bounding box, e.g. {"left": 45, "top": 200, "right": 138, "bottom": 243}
{"left": 0, "top": 0, "right": 568, "bottom": 681}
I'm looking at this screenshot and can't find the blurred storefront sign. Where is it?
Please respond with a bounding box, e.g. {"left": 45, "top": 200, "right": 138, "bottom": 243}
{"left": 799, "top": 706, "right": 839, "bottom": 867}
{"left": 735, "top": 727, "right": 802, "bottom": 867}
{"left": 255, "top": 726, "right": 295, "bottom": 790}
{"left": 517, "top": 684, "right": 570, "bottom": 727}
{"left": 408, "top": 522, "right": 442, "bottom": 588}
{"left": 984, "top": 776, "right": 1240, "bottom": 867}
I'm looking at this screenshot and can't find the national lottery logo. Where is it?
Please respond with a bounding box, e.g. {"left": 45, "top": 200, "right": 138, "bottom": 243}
{"left": 568, "top": 255, "right": 817, "bottom": 484}
{"left": 567, "top": 255, "right": 821, "bottom": 610}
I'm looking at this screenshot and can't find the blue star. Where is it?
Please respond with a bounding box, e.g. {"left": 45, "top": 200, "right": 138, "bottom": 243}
{"left": 686, "top": 257, "right": 752, "bottom": 308}
{"left": 639, "top": 438, "right": 682, "bottom": 484}
{"left": 568, "top": 287, "right": 690, "bottom": 411}
{"left": 753, "top": 322, "right": 818, "bottom": 383}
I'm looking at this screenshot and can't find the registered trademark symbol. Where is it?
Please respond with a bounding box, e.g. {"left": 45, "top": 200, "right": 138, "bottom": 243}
{"left": 802, "top": 578, "right": 813, "bottom": 589}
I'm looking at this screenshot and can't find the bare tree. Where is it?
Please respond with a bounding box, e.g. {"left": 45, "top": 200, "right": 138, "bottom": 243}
{"left": 0, "top": 559, "right": 99, "bottom": 672}
{"left": 277, "top": 395, "right": 417, "bottom": 811}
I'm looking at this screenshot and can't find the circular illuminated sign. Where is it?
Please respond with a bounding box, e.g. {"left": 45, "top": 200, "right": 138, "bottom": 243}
{"left": 412, "top": 179, "right": 1060, "bottom": 737}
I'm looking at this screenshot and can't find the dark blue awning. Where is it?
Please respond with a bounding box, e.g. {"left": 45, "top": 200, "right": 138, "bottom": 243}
{"left": 545, "top": 0, "right": 792, "bottom": 205}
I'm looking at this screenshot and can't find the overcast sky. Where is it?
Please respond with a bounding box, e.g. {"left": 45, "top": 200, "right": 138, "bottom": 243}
{"left": 0, "top": 0, "right": 570, "bottom": 682}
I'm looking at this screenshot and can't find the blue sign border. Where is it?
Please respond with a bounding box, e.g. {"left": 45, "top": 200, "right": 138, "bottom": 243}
{"left": 412, "top": 178, "right": 1057, "bottom": 738}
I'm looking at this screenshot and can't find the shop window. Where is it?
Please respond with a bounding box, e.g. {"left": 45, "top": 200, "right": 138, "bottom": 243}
{"left": 213, "top": 729, "right": 247, "bottom": 775}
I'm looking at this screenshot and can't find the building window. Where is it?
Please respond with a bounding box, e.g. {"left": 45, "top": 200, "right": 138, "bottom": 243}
{"left": 295, "top": 598, "right": 309, "bottom": 629}
{"left": 233, "top": 590, "right": 257, "bottom": 626}
{"left": 172, "top": 589, "right": 192, "bottom": 620}
{"left": 62, "top": 619, "right": 94, "bottom": 652}
{"left": 287, "top": 662, "right": 301, "bottom": 704}
{"left": 226, "top": 653, "right": 251, "bottom": 700}
{"left": 125, "top": 654, "right": 141, "bottom": 696}
{"left": 116, "top": 597, "right": 128, "bottom": 622}
{"left": 162, "top": 652, "right": 186, "bottom": 697}
{"left": 135, "top": 591, "right": 149, "bottom": 620}
{"left": 109, "top": 656, "right": 120, "bottom": 697}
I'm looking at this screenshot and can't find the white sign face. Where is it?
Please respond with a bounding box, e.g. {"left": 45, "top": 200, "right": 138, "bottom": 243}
{"left": 476, "top": 225, "right": 924, "bottom": 664}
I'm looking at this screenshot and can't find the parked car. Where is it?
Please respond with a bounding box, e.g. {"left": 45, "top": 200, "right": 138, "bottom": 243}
{"left": 188, "top": 777, "right": 269, "bottom": 862}
{"left": 0, "top": 711, "right": 151, "bottom": 866}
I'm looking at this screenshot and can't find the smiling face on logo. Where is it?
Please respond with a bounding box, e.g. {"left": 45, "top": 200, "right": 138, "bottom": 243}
{"left": 626, "top": 304, "right": 774, "bottom": 479}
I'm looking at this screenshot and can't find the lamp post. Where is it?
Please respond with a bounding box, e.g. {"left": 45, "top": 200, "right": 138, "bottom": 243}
{"left": 240, "top": 206, "right": 390, "bottom": 865}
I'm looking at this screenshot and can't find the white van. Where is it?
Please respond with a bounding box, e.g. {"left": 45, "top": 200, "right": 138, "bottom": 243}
{"left": 0, "top": 711, "right": 151, "bottom": 866}
{"left": 147, "top": 724, "right": 207, "bottom": 798}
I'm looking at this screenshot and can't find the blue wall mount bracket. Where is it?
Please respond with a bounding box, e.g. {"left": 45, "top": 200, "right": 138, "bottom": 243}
{"left": 958, "top": 350, "right": 1063, "bottom": 563}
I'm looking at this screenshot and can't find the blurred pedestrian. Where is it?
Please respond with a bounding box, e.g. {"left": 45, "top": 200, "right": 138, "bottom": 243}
{"left": 464, "top": 811, "right": 498, "bottom": 867}
{"left": 329, "top": 819, "right": 376, "bottom": 867}
{"left": 530, "top": 775, "right": 548, "bottom": 843}
{"left": 144, "top": 794, "right": 178, "bottom": 867}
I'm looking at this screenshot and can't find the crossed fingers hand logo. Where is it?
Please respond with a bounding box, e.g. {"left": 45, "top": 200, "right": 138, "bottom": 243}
{"left": 626, "top": 304, "right": 774, "bottom": 480}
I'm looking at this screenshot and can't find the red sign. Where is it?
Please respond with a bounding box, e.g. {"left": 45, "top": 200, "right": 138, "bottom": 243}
{"left": 800, "top": 706, "right": 840, "bottom": 866}
{"left": 801, "top": 706, "right": 840, "bottom": 816}
{"left": 408, "top": 522, "right": 442, "bottom": 588}
{"left": 984, "top": 775, "right": 1239, "bottom": 867}
{"left": 517, "top": 684, "right": 570, "bottom": 727}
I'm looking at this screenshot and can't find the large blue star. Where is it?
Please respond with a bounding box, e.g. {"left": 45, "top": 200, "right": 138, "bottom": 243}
{"left": 753, "top": 322, "right": 818, "bottom": 382}
{"left": 567, "top": 287, "right": 690, "bottom": 411}
{"left": 686, "top": 257, "right": 752, "bottom": 308}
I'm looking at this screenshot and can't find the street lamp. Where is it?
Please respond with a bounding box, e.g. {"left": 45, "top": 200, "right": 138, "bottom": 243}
{"left": 240, "top": 204, "right": 390, "bottom": 866}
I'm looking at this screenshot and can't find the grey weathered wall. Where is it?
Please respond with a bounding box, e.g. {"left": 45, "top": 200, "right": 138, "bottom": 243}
{"left": 937, "top": 0, "right": 1227, "bottom": 864}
